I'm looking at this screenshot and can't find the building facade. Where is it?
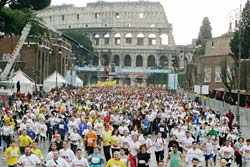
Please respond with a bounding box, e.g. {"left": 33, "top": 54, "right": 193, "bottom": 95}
{"left": 195, "top": 33, "right": 250, "bottom": 106}
{"left": 38, "top": 1, "right": 193, "bottom": 84}
{"left": 0, "top": 35, "right": 72, "bottom": 84}
{"left": 197, "top": 34, "right": 234, "bottom": 91}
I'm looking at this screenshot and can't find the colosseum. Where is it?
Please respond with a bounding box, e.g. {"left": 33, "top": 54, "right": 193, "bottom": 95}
{"left": 38, "top": 1, "right": 193, "bottom": 85}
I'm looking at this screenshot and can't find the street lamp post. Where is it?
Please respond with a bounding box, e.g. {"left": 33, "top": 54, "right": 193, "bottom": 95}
{"left": 57, "top": 50, "right": 62, "bottom": 89}
{"left": 236, "top": 4, "right": 243, "bottom": 134}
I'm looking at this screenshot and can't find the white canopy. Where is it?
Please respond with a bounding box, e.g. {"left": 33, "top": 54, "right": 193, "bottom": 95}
{"left": 43, "top": 71, "right": 67, "bottom": 92}
{"left": 65, "top": 70, "right": 83, "bottom": 87}
{"left": 75, "top": 76, "right": 83, "bottom": 87}
{"left": 7, "top": 70, "right": 35, "bottom": 94}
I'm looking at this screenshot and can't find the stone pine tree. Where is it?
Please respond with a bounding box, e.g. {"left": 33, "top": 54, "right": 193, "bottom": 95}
{"left": 220, "top": 0, "right": 250, "bottom": 104}
{"left": 230, "top": 0, "right": 250, "bottom": 61}
{"left": 0, "top": 0, "right": 51, "bottom": 10}
{"left": 0, "top": 0, "right": 51, "bottom": 35}
{"left": 195, "top": 17, "right": 212, "bottom": 55}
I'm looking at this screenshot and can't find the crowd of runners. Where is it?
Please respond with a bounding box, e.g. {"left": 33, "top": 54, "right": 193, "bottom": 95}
{"left": 0, "top": 86, "right": 250, "bottom": 167}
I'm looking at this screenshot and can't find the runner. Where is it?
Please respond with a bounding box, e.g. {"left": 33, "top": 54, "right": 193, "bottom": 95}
{"left": 4, "top": 140, "right": 20, "bottom": 167}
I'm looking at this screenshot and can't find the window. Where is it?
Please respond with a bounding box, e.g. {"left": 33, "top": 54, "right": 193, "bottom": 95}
{"left": 204, "top": 67, "right": 212, "bottom": 83}
{"left": 94, "top": 34, "right": 100, "bottom": 46}
{"left": 114, "top": 33, "right": 121, "bottom": 45}
{"left": 115, "top": 38, "right": 121, "bottom": 45}
{"left": 128, "top": 23, "right": 131, "bottom": 27}
{"left": 139, "top": 13, "right": 144, "bottom": 19}
{"left": 105, "top": 38, "right": 109, "bottom": 45}
{"left": 125, "top": 33, "right": 132, "bottom": 44}
{"left": 69, "top": 25, "right": 71, "bottom": 29}
{"left": 148, "top": 34, "right": 156, "bottom": 45}
{"left": 77, "top": 14, "right": 80, "bottom": 20}
{"left": 150, "top": 24, "right": 155, "bottom": 28}
{"left": 137, "top": 33, "right": 144, "bottom": 46}
{"left": 126, "top": 38, "right": 132, "bottom": 44}
{"left": 160, "top": 34, "right": 169, "bottom": 45}
{"left": 104, "top": 33, "right": 110, "bottom": 45}
{"left": 211, "top": 41, "right": 214, "bottom": 47}
{"left": 137, "top": 38, "right": 144, "bottom": 45}
{"left": 85, "top": 24, "right": 88, "bottom": 27}
{"left": 215, "top": 66, "right": 222, "bottom": 83}
{"left": 115, "top": 12, "right": 120, "bottom": 19}
{"left": 49, "top": 16, "right": 52, "bottom": 22}
{"left": 62, "top": 15, "right": 64, "bottom": 21}
{"left": 95, "top": 13, "right": 99, "bottom": 19}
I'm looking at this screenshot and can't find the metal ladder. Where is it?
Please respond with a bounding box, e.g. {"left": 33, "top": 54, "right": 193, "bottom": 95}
{"left": 0, "top": 23, "right": 32, "bottom": 80}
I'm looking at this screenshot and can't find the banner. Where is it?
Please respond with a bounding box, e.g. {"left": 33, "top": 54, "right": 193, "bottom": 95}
{"left": 168, "top": 74, "right": 178, "bottom": 90}
{"left": 95, "top": 80, "right": 117, "bottom": 87}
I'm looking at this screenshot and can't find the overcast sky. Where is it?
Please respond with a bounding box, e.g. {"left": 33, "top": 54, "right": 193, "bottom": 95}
{"left": 51, "top": 0, "right": 246, "bottom": 45}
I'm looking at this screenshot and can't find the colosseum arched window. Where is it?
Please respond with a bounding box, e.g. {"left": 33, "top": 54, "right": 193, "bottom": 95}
{"left": 101, "top": 55, "right": 109, "bottom": 66}
{"left": 137, "top": 33, "right": 144, "bottom": 46}
{"left": 124, "top": 55, "right": 131, "bottom": 67}
{"left": 148, "top": 33, "right": 156, "bottom": 45}
{"left": 147, "top": 55, "right": 156, "bottom": 67}
{"left": 159, "top": 56, "right": 168, "bottom": 68}
{"left": 136, "top": 55, "right": 143, "bottom": 67}
{"left": 125, "top": 33, "right": 132, "bottom": 44}
{"left": 160, "top": 34, "right": 169, "bottom": 45}
{"left": 113, "top": 55, "right": 120, "bottom": 66}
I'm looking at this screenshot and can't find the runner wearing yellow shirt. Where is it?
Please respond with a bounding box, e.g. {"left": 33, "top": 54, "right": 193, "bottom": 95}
{"left": 31, "top": 142, "right": 44, "bottom": 160}
{"left": 18, "top": 131, "right": 33, "bottom": 154}
{"left": 102, "top": 125, "right": 112, "bottom": 161}
{"left": 106, "top": 151, "right": 126, "bottom": 167}
{"left": 4, "top": 141, "right": 20, "bottom": 167}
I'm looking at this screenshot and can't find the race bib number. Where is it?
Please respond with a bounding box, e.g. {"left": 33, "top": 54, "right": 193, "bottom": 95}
{"left": 139, "top": 160, "right": 146, "bottom": 164}
{"left": 160, "top": 128, "right": 164, "bottom": 132}
{"left": 59, "top": 124, "right": 64, "bottom": 129}
{"left": 91, "top": 157, "right": 100, "bottom": 164}
{"left": 10, "top": 151, "right": 18, "bottom": 157}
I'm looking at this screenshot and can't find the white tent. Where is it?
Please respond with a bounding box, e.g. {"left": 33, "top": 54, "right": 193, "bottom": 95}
{"left": 75, "top": 76, "right": 83, "bottom": 87}
{"left": 65, "top": 70, "right": 83, "bottom": 87}
{"left": 43, "top": 71, "right": 67, "bottom": 92}
{"left": 7, "top": 70, "right": 35, "bottom": 94}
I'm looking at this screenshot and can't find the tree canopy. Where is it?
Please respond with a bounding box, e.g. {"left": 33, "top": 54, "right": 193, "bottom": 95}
{"left": 230, "top": 0, "right": 250, "bottom": 61}
{"left": 195, "top": 17, "right": 212, "bottom": 55}
{"left": 0, "top": 8, "right": 47, "bottom": 36}
{"left": 0, "top": 0, "right": 51, "bottom": 10}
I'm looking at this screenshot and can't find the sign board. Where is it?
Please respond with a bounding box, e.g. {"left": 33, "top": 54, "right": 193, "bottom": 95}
{"left": 201, "top": 85, "right": 209, "bottom": 95}
{"left": 168, "top": 74, "right": 178, "bottom": 90}
{"left": 194, "top": 85, "right": 200, "bottom": 94}
{"left": 194, "top": 85, "right": 209, "bottom": 95}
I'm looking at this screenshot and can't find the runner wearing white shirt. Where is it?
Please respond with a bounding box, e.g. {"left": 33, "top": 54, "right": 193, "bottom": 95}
{"left": 59, "top": 141, "right": 75, "bottom": 165}
{"left": 72, "top": 148, "right": 89, "bottom": 167}
{"left": 46, "top": 151, "right": 70, "bottom": 167}
{"left": 38, "top": 121, "right": 47, "bottom": 142}
{"left": 186, "top": 143, "right": 204, "bottom": 166}
{"left": 18, "top": 147, "right": 41, "bottom": 167}
{"left": 203, "top": 138, "right": 214, "bottom": 167}
{"left": 240, "top": 139, "right": 250, "bottom": 167}
{"left": 219, "top": 141, "right": 234, "bottom": 166}
{"left": 68, "top": 128, "right": 82, "bottom": 153}
{"left": 154, "top": 132, "right": 165, "bottom": 163}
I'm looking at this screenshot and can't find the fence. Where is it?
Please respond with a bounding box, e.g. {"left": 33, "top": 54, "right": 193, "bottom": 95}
{"left": 186, "top": 92, "right": 250, "bottom": 138}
